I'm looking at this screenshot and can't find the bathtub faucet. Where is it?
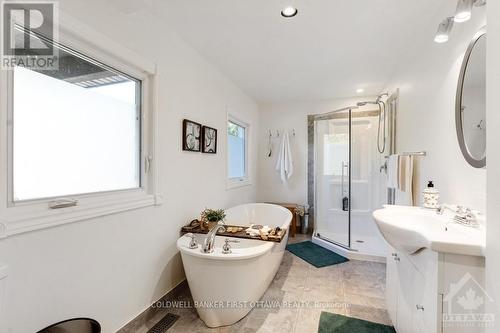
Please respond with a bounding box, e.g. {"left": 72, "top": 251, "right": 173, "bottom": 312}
{"left": 202, "top": 223, "right": 226, "bottom": 253}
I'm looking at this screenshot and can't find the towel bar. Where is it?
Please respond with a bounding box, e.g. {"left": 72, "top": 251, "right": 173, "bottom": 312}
{"left": 384, "top": 151, "right": 427, "bottom": 158}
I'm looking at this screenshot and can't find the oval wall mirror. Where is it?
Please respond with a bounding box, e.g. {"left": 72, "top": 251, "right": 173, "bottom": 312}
{"left": 456, "top": 28, "right": 486, "bottom": 168}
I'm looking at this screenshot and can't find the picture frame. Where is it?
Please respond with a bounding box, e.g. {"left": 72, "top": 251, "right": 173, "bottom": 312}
{"left": 202, "top": 126, "right": 217, "bottom": 154}
{"left": 182, "top": 119, "right": 202, "bottom": 152}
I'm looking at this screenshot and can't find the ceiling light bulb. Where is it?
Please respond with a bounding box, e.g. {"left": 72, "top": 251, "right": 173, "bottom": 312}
{"left": 356, "top": 88, "right": 364, "bottom": 93}
{"left": 281, "top": 7, "right": 298, "bottom": 18}
{"left": 454, "top": 0, "right": 473, "bottom": 22}
{"left": 434, "top": 17, "right": 454, "bottom": 43}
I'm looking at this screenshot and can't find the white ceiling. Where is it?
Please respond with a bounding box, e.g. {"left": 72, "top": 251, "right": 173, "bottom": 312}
{"left": 150, "top": 0, "right": 453, "bottom": 103}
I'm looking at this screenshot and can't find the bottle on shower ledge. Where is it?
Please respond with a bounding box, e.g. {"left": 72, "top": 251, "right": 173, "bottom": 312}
{"left": 342, "top": 196, "right": 349, "bottom": 212}
{"left": 423, "top": 181, "right": 440, "bottom": 209}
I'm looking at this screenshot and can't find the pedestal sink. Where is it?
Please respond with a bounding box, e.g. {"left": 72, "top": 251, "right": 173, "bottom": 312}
{"left": 372, "top": 205, "right": 485, "bottom": 256}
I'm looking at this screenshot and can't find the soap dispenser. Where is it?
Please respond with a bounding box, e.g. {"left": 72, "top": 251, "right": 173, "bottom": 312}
{"left": 423, "top": 181, "right": 439, "bottom": 209}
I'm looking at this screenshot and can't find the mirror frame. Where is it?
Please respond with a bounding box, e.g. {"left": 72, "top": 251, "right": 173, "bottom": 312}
{"left": 455, "top": 27, "right": 486, "bottom": 169}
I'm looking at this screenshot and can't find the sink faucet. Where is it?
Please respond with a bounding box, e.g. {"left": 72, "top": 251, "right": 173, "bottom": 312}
{"left": 202, "top": 223, "right": 226, "bottom": 253}
{"left": 437, "top": 204, "right": 479, "bottom": 227}
{"left": 436, "top": 204, "right": 460, "bottom": 215}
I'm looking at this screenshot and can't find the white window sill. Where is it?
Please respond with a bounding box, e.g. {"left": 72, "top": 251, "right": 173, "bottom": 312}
{"left": 0, "top": 192, "right": 162, "bottom": 239}
{"left": 226, "top": 179, "right": 251, "bottom": 190}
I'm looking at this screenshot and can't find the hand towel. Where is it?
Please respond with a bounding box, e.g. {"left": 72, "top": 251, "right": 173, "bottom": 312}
{"left": 387, "top": 154, "right": 399, "bottom": 189}
{"left": 396, "top": 155, "right": 418, "bottom": 206}
{"left": 275, "top": 132, "right": 294, "bottom": 182}
{"left": 398, "top": 155, "right": 413, "bottom": 193}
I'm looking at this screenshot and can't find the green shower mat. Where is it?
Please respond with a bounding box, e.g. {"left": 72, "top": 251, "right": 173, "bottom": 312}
{"left": 285, "top": 241, "right": 348, "bottom": 267}
{"left": 318, "top": 312, "right": 396, "bottom": 333}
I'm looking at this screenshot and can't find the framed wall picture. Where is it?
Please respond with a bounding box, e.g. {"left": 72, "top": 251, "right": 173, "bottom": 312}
{"left": 182, "top": 119, "right": 202, "bottom": 152}
{"left": 202, "top": 126, "right": 217, "bottom": 154}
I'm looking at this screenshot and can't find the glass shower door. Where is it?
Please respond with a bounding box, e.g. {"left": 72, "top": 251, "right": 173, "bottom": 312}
{"left": 314, "top": 112, "right": 351, "bottom": 248}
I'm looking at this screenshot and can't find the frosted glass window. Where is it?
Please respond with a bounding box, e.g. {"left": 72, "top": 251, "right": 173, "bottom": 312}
{"left": 228, "top": 121, "right": 246, "bottom": 179}
{"left": 12, "top": 46, "right": 141, "bottom": 201}
{"left": 323, "top": 133, "right": 348, "bottom": 176}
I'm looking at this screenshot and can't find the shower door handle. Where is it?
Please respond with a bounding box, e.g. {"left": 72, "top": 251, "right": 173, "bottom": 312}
{"left": 341, "top": 161, "right": 348, "bottom": 196}
{"left": 341, "top": 161, "right": 349, "bottom": 211}
{"left": 341, "top": 161, "right": 345, "bottom": 196}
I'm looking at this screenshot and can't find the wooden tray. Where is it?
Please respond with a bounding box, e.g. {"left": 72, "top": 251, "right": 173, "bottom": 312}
{"left": 181, "top": 222, "right": 286, "bottom": 243}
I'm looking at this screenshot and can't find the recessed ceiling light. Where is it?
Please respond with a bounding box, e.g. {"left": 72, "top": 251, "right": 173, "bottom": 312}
{"left": 281, "top": 7, "right": 298, "bottom": 18}
{"left": 356, "top": 88, "right": 364, "bottom": 94}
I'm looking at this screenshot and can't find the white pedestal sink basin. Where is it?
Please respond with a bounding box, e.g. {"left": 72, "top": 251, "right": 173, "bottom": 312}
{"left": 372, "top": 205, "right": 485, "bottom": 256}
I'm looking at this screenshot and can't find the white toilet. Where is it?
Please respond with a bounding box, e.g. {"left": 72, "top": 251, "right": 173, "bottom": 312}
{"left": 0, "top": 263, "right": 7, "bottom": 332}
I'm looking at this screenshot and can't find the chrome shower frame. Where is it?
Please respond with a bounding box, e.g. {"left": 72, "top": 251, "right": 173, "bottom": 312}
{"left": 311, "top": 105, "right": 357, "bottom": 250}
{"left": 308, "top": 92, "right": 398, "bottom": 255}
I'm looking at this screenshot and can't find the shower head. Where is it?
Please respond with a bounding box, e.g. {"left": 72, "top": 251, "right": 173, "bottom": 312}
{"left": 376, "top": 92, "right": 389, "bottom": 103}
{"left": 357, "top": 93, "right": 389, "bottom": 107}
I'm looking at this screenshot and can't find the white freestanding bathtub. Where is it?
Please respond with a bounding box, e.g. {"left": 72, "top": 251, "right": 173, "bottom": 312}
{"left": 177, "top": 203, "right": 292, "bottom": 328}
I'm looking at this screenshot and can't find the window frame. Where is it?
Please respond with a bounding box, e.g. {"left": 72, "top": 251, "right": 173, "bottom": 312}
{"left": 8, "top": 48, "right": 143, "bottom": 203}
{"left": 0, "top": 11, "right": 160, "bottom": 238}
{"left": 226, "top": 114, "right": 250, "bottom": 189}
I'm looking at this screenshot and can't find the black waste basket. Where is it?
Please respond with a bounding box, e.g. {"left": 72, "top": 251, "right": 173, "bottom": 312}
{"left": 37, "top": 318, "right": 101, "bottom": 333}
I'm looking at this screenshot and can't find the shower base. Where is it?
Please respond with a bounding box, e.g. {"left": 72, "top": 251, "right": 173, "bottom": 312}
{"left": 311, "top": 234, "right": 385, "bottom": 263}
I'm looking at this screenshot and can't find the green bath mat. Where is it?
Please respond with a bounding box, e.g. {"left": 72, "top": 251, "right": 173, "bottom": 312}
{"left": 285, "top": 241, "right": 348, "bottom": 267}
{"left": 318, "top": 312, "right": 396, "bottom": 333}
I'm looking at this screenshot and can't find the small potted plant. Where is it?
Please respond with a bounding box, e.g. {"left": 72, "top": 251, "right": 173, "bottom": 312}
{"left": 294, "top": 205, "right": 309, "bottom": 234}
{"left": 294, "top": 205, "right": 305, "bottom": 218}
{"left": 200, "top": 208, "right": 226, "bottom": 230}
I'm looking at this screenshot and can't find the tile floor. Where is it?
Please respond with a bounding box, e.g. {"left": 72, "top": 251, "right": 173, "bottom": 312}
{"left": 120, "top": 235, "right": 390, "bottom": 333}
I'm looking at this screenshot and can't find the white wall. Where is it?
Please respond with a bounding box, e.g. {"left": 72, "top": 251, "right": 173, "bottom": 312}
{"left": 256, "top": 97, "right": 373, "bottom": 205}
{"left": 0, "top": 1, "right": 259, "bottom": 332}
{"left": 382, "top": 8, "right": 487, "bottom": 212}
{"left": 486, "top": 0, "right": 500, "bottom": 329}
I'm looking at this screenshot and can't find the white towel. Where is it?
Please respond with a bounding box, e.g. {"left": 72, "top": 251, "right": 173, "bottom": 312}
{"left": 387, "top": 154, "right": 399, "bottom": 189}
{"left": 398, "top": 155, "right": 413, "bottom": 193}
{"left": 397, "top": 155, "right": 417, "bottom": 205}
{"left": 275, "top": 132, "right": 294, "bottom": 182}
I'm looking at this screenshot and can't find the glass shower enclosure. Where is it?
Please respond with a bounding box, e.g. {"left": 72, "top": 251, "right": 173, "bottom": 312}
{"left": 313, "top": 107, "right": 386, "bottom": 254}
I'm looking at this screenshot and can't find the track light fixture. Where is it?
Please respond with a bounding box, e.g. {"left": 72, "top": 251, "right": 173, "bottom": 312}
{"left": 434, "top": 0, "right": 486, "bottom": 43}
{"left": 454, "top": 0, "right": 474, "bottom": 23}
{"left": 434, "top": 17, "right": 454, "bottom": 43}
